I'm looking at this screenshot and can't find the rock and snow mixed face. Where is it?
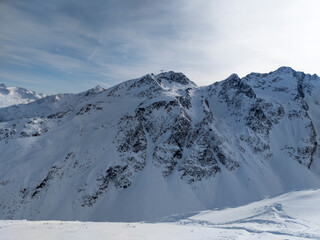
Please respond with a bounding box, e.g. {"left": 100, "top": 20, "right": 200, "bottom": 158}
{"left": 1, "top": 67, "right": 320, "bottom": 222}
{"left": 0, "top": 83, "right": 45, "bottom": 108}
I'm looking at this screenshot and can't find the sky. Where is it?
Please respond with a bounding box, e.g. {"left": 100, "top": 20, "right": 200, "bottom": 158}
{"left": 1, "top": 0, "right": 320, "bottom": 94}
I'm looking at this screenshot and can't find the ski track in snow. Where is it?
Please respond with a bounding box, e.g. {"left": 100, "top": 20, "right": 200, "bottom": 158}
{"left": 1, "top": 189, "right": 320, "bottom": 240}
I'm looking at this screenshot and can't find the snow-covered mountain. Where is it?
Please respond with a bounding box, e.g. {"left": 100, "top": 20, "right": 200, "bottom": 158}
{"left": 1, "top": 67, "right": 320, "bottom": 221}
{"left": 0, "top": 83, "right": 45, "bottom": 108}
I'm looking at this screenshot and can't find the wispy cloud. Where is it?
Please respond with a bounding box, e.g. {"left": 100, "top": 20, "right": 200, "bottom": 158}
{"left": 1, "top": 0, "right": 320, "bottom": 93}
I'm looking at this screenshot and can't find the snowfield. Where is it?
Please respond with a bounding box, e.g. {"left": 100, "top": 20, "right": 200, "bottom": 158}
{"left": 1, "top": 189, "right": 320, "bottom": 240}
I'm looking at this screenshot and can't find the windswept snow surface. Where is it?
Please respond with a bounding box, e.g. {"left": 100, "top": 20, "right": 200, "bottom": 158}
{"left": 1, "top": 189, "right": 320, "bottom": 240}
{"left": 0, "top": 83, "right": 45, "bottom": 108}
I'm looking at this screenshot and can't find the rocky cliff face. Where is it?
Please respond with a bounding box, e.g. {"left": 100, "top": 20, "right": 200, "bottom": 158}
{"left": 1, "top": 67, "right": 320, "bottom": 221}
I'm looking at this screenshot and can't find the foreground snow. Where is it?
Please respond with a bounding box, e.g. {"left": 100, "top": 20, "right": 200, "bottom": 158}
{"left": 1, "top": 189, "right": 320, "bottom": 240}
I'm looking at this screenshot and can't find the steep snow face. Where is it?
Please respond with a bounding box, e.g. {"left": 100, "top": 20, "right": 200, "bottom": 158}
{"left": 1, "top": 69, "right": 320, "bottom": 221}
{"left": 0, "top": 83, "right": 45, "bottom": 108}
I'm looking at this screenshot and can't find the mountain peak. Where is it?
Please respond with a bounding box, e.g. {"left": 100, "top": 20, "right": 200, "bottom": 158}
{"left": 273, "top": 66, "right": 295, "bottom": 74}
{"left": 93, "top": 85, "right": 104, "bottom": 91}
{"left": 225, "top": 73, "right": 240, "bottom": 81}
{"left": 84, "top": 85, "right": 105, "bottom": 96}
{"left": 0, "top": 83, "right": 7, "bottom": 88}
{"left": 155, "top": 71, "right": 197, "bottom": 86}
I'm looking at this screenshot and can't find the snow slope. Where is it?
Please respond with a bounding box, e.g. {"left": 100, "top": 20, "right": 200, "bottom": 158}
{"left": 0, "top": 83, "right": 45, "bottom": 108}
{"left": 1, "top": 68, "right": 320, "bottom": 221}
{"left": 1, "top": 189, "right": 320, "bottom": 240}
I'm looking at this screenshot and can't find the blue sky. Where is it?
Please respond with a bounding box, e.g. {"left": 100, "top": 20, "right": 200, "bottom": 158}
{"left": 1, "top": 0, "right": 320, "bottom": 94}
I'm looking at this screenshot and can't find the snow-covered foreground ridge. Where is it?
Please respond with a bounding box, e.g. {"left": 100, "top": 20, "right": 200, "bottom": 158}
{"left": 1, "top": 67, "right": 320, "bottom": 221}
{"left": 0, "top": 83, "right": 45, "bottom": 108}
{"left": 1, "top": 189, "right": 320, "bottom": 240}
